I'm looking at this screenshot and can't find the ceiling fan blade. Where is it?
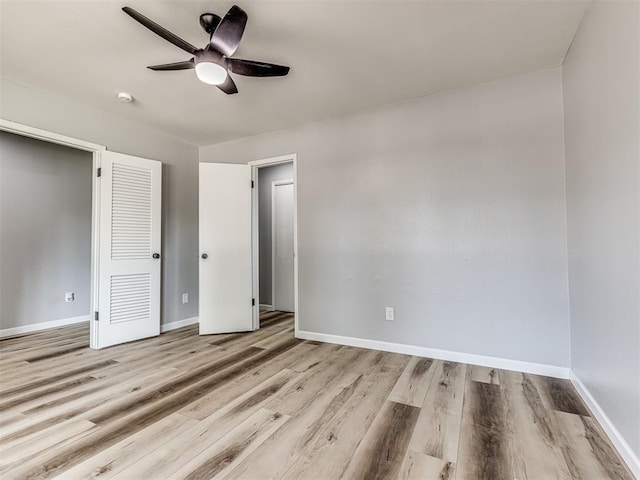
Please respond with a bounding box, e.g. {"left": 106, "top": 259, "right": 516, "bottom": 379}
{"left": 228, "top": 58, "right": 290, "bottom": 77}
{"left": 147, "top": 59, "right": 195, "bottom": 71}
{"left": 122, "top": 7, "right": 198, "bottom": 55}
{"left": 209, "top": 5, "right": 248, "bottom": 57}
{"left": 217, "top": 75, "right": 238, "bottom": 95}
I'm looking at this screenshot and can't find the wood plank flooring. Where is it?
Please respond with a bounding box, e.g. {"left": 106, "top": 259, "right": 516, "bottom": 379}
{"left": 0, "top": 312, "right": 634, "bottom": 480}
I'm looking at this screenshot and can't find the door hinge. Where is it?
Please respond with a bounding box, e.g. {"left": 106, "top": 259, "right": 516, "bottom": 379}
{"left": 251, "top": 180, "right": 254, "bottom": 188}
{"left": 94, "top": 311, "right": 99, "bottom": 321}
{"left": 97, "top": 167, "right": 101, "bottom": 177}
{"left": 252, "top": 298, "right": 256, "bottom": 306}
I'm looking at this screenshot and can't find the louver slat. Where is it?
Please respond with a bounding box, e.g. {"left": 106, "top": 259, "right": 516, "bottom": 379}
{"left": 110, "top": 274, "right": 151, "bottom": 324}
{"left": 111, "top": 163, "right": 152, "bottom": 260}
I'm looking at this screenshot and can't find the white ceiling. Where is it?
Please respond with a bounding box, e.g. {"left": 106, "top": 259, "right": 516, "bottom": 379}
{"left": 1, "top": 0, "right": 589, "bottom": 146}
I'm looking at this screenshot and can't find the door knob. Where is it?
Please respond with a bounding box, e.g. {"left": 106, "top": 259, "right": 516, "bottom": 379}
{"left": 201, "top": 253, "right": 208, "bottom": 259}
{"left": 152, "top": 253, "right": 160, "bottom": 259}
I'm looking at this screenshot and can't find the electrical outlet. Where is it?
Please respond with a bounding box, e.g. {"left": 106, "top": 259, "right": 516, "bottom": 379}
{"left": 385, "top": 306, "right": 394, "bottom": 321}
{"left": 65, "top": 292, "right": 75, "bottom": 303}
{"left": 182, "top": 293, "right": 189, "bottom": 304}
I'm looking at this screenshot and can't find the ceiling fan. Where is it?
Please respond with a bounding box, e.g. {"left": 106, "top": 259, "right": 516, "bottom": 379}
{"left": 122, "top": 4, "right": 290, "bottom": 94}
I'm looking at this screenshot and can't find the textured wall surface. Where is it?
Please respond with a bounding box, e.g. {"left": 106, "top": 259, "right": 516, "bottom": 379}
{"left": 563, "top": 0, "right": 640, "bottom": 460}
{"left": 201, "top": 67, "right": 571, "bottom": 367}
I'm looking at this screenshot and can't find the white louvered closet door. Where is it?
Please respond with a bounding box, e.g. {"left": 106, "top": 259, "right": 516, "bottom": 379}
{"left": 92, "top": 151, "right": 162, "bottom": 349}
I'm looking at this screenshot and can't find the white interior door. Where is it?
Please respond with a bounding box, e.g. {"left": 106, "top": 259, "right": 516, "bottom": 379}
{"left": 273, "top": 181, "right": 295, "bottom": 312}
{"left": 92, "top": 151, "right": 162, "bottom": 349}
{"left": 199, "top": 163, "right": 254, "bottom": 334}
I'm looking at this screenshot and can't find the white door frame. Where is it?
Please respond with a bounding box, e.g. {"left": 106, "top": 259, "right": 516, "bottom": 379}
{"left": 271, "top": 179, "right": 294, "bottom": 312}
{"left": 0, "top": 119, "right": 106, "bottom": 347}
{"left": 248, "top": 154, "right": 298, "bottom": 335}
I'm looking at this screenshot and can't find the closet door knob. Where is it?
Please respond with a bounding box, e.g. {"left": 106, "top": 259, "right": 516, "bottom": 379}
{"left": 201, "top": 253, "right": 208, "bottom": 259}
{"left": 152, "top": 253, "right": 160, "bottom": 259}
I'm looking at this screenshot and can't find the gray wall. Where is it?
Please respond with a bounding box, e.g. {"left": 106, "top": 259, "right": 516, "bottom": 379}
{"left": 563, "top": 1, "right": 640, "bottom": 459}
{"left": 201, "top": 67, "right": 571, "bottom": 367}
{"left": 0, "top": 132, "right": 92, "bottom": 329}
{"left": 1, "top": 78, "right": 200, "bottom": 326}
{"left": 258, "top": 162, "right": 294, "bottom": 306}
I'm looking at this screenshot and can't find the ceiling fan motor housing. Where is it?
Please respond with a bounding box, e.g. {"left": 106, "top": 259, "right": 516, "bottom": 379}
{"left": 195, "top": 49, "right": 226, "bottom": 68}
{"left": 199, "top": 13, "right": 221, "bottom": 34}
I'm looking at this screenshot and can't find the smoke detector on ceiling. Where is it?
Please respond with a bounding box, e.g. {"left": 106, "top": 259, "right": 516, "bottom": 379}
{"left": 117, "top": 92, "right": 134, "bottom": 103}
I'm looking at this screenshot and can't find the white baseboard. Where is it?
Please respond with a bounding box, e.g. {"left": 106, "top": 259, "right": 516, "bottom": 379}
{"left": 296, "top": 330, "right": 571, "bottom": 379}
{"left": 0, "top": 315, "right": 90, "bottom": 338}
{"left": 161, "top": 316, "right": 199, "bottom": 333}
{"left": 259, "top": 304, "right": 275, "bottom": 311}
{"left": 570, "top": 371, "right": 640, "bottom": 478}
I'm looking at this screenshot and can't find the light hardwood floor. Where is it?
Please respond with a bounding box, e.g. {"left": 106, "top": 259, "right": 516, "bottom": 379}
{"left": 0, "top": 312, "right": 634, "bottom": 480}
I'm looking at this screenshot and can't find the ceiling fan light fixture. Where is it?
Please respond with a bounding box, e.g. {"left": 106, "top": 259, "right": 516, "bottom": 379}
{"left": 195, "top": 61, "right": 227, "bottom": 85}
{"left": 123, "top": 4, "right": 289, "bottom": 94}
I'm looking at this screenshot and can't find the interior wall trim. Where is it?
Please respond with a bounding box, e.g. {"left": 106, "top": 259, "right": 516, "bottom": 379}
{"left": 0, "top": 119, "right": 104, "bottom": 152}
{"left": 160, "top": 316, "right": 199, "bottom": 333}
{"left": 570, "top": 371, "right": 640, "bottom": 478}
{"left": 0, "top": 315, "right": 90, "bottom": 338}
{"left": 0, "top": 315, "right": 199, "bottom": 338}
{"left": 259, "top": 304, "right": 275, "bottom": 311}
{"left": 296, "top": 329, "right": 571, "bottom": 379}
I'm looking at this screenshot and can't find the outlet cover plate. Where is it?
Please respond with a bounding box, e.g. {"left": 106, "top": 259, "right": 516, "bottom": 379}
{"left": 385, "top": 306, "right": 394, "bottom": 321}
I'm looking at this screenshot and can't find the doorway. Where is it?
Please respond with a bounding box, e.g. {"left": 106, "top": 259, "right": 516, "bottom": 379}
{"left": 250, "top": 154, "right": 298, "bottom": 333}
{"left": 0, "top": 130, "right": 93, "bottom": 335}
{"left": 0, "top": 120, "right": 103, "bottom": 344}
{"left": 198, "top": 155, "right": 298, "bottom": 336}
{"left": 0, "top": 120, "right": 163, "bottom": 349}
